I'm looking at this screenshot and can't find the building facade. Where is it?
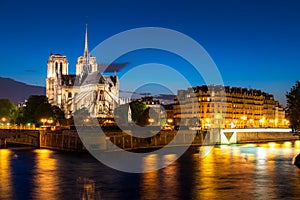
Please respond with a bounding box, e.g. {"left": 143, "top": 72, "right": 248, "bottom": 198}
{"left": 173, "top": 85, "right": 288, "bottom": 128}
{"left": 46, "top": 25, "right": 119, "bottom": 119}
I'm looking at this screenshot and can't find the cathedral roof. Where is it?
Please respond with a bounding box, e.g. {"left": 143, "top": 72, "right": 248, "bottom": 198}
{"left": 80, "top": 71, "right": 106, "bottom": 85}
{"left": 61, "top": 75, "right": 77, "bottom": 86}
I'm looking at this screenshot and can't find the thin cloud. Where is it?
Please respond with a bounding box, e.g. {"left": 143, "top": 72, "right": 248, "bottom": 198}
{"left": 24, "top": 69, "right": 38, "bottom": 73}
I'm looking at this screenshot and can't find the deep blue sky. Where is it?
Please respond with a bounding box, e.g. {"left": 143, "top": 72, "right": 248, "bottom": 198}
{"left": 0, "top": 0, "right": 299, "bottom": 105}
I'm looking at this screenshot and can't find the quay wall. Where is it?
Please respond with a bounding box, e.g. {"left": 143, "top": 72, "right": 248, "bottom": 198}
{"left": 2, "top": 128, "right": 298, "bottom": 151}
{"left": 5, "top": 130, "right": 40, "bottom": 147}
{"left": 236, "top": 131, "right": 296, "bottom": 144}
{"left": 39, "top": 130, "right": 86, "bottom": 151}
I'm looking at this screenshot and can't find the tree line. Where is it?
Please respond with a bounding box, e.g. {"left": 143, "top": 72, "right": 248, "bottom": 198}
{"left": 0, "top": 95, "right": 65, "bottom": 126}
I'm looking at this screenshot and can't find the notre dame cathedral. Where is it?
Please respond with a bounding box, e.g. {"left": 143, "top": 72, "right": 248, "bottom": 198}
{"left": 46, "top": 25, "right": 119, "bottom": 119}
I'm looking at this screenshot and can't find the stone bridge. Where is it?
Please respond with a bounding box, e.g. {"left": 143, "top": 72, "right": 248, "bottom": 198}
{"left": 0, "top": 128, "right": 85, "bottom": 151}
{"left": 0, "top": 127, "right": 297, "bottom": 151}
{"left": 0, "top": 129, "right": 40, "bottom": 148}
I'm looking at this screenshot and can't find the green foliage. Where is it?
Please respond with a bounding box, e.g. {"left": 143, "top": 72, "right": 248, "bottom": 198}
{"left": 0, "top": 98, "right": 16, "bottom": 121}
{"left": 286, "top": 81, "right": 300, "bottom": 132}
{"left": 129, "top": 101, "right": 149, "bottom": 126}
{"left": 35, "top": 102, "right": 53, "bottom": 120}
{"left": 10, "top": 95, "right": 66, "bottom": 126}
{"left": 52, "top": 106, "right": 66, "bottom": 125}
{"left": 24, "top": 95, "right": 48, "bottom": 123}
{"left": 140, "top": 107, "right": 150, "bottom": 126}
{"left": 10, "top": 106, "right": 26, "bottom": 124}
{"left": 114, "top": 101, "right": 149, "bottom": 126}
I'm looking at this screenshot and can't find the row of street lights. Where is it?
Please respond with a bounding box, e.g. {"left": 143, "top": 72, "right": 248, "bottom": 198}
{"left": 40, "top": 118, "right": 54, "bottom": 127}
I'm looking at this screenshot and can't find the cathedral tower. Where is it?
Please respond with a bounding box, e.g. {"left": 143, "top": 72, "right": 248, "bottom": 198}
{"left": 47, "top": 54, "right": 68, "bottom": 78}
{"left": 46, "top": 54, "right": 69, "bottom": 105}
{"left": 76, "top": 24, "right": 98, "bottom": 75}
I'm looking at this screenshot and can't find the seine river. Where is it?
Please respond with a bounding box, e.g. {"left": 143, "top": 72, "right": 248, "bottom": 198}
{"left": 1, "top": 141, "right": 300, "bottom": 200}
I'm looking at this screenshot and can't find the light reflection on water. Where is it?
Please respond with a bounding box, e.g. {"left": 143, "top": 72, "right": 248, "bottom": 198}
{"left": 32, "top": 149, "right": 59, "bottom": 200}
{"left": 0, "top": 149, "right": 13, "bottom": 199}
{"left": 1, "top": 141, "right": 300, "bottom": 200}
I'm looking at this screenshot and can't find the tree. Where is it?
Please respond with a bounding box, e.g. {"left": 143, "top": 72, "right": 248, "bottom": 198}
{"left": 34, "top": 102, "right": 54, "bottom": 125}
{"left": 0, "top": 98, "right": 16, "bottom": 122}
{"left": 52, "top": 106, "right": 66, "bottom": 125}
{"left": 129, "top": 101, "right": 148, "bottom": 126}
{"left": 10, "top": 106, "right": 26, "bottom": 124}
{"left": 24, "top": 95, "right": 49, "bottom": 124}
{"left": 10, "top": 95, "right": 66, "bottom": 126}
{"left": 286, "top": 81, "right": 300, "bottom": 132}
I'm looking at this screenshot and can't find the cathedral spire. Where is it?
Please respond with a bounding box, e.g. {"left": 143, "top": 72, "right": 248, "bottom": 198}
{"left": 84, "top": 23, "right": 89, "bottom": 58}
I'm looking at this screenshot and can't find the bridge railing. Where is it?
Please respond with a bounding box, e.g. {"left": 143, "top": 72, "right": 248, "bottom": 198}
{"left": 0, "top": 124, "right": 38, "bottom": 130}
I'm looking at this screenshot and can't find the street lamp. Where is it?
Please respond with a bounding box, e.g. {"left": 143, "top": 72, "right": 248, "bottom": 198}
{"left": 47, "top": 119, "right": 54, "bottom": 126}
{"left": 1, "top": 117, "right": 6, "bottom": 123}
{"left": 48, "top": 119, "right": 53, "bottom": 123}
{"left": 0, "top": 117, "right": 6, "bottom": 128}
{"left": 148, "top": 118, "right": 154, "bottom": 125}
{"left": 41, "top": 118, "right": 47, "bottom": 127}
{"left": 167, "top": 118, "right": 173, "bottom": 124}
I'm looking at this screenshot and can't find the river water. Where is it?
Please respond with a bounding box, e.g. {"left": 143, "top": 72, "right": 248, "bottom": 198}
{"left": 1, "top": 141, "right": 300, "bottom": 200}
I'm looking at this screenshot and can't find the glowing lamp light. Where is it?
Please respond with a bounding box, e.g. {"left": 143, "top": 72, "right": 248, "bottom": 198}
{"left": 167, "top": 118, "right": 173, "bottom": 123}
{"left": 295, "top": 141, "right": 300, "bottom": 148}
{"left": 259, "top": 117, "right": 265, "bottom": 123}
{"left": 283, "top": 141, "right": 291, "bottom": 148}
{"left": 240, "top": 115, "right": 247, "bottom": 121}
{"left": 215, "top": 114, "right": 221, "bottom": 119}
{"left": 268, "top": 142, "right": 276, "bottom": 148}
{"left": 41, "top": 118, "right": 47, "bottom": 124}
{"left": 148, "top": 118, "right": 154, "bottom": 123}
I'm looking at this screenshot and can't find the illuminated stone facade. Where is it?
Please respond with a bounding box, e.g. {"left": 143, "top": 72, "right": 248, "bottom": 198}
{"left": 46, "top": 25, "right": 119, "bottom": 119}
{"left": 174, "top": 85, "right": 288, "bottom": 128}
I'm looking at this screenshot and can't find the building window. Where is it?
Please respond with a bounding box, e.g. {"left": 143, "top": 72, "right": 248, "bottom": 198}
{"left": 99, "top": 90, "right": 104, "bottom": 101}
{"left": 55, "top": 62, "right": 58, "bottom": 72}
{"left": 60, "top": 62, "right": 63, "bottom": 74}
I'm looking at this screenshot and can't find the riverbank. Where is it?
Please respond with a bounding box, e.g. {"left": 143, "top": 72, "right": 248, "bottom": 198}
{"left": 3, "top": 128, "right": 297, "bottom": 152}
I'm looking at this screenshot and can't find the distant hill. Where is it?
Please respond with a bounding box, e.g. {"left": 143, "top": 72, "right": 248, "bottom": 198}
{"left": 0, "top": 77, "right": 45, "bottom": 105}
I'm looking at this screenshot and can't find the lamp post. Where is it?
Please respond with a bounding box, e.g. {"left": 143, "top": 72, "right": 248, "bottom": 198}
{"left": 1, "top": 117, "right": 6, "bottom": 128}
{"left": 167, "top": 118, "right": 173, "bottom": 125}
{"left": 41, "top": 118, "right": 47, "bottom": 127}
{"left": 47, "top": 119, "right": 54, "bottom": 126}
{"left": 148, "top": 118, "right": 154, "bottom": 125}
{"left": 1, "top": 117, "right": 6, "bottom": 123}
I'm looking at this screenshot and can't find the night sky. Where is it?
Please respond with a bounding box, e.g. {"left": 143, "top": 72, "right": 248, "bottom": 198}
{"left": 0, "top": 0, "right": 299, "bottom": 105}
